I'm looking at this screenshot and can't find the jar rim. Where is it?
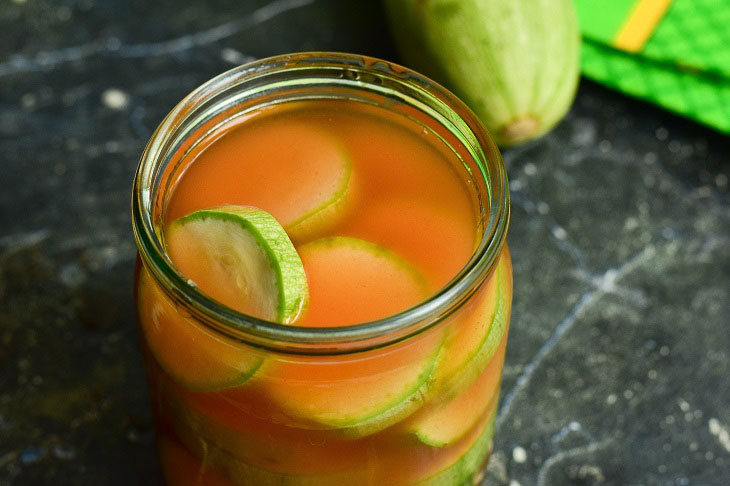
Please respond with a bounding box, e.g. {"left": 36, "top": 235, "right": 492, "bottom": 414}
{"left": 131, "top": 52, "right": 509, "bottom": 354}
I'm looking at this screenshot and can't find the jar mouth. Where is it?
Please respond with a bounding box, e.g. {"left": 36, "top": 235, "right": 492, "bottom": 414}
{"left": 131, "top": 52, "right": 509, "bottom": 354}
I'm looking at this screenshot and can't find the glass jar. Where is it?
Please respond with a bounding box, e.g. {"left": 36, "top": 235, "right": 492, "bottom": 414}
{"left": 132, "top": 52, "right": 511, "bottom": 485}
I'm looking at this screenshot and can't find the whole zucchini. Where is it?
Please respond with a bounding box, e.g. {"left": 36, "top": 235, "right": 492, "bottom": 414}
{"left": 384, "top": 0, "right": 580, "bottom": 146}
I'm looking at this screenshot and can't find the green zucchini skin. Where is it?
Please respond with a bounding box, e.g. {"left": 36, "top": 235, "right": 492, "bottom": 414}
{"left": 385, "top": 0, "right": 581, "bottom": 146}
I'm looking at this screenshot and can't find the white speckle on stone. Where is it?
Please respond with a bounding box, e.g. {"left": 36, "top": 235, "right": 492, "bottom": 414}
{"left": 606, "top": 393, "right": 617, "bottom": 405}
{"left": 660, "top": 346, "right": 670, "bottom": 356}
{"left": 571, "top": 119, "right": 596, "bottom": 146}
{"left": 706, "top": 451, "right": 715, "bottom": 461}
{"left": 665, "top": 415, "right": 675, "bottom": 425}
{"left": 656, "top": 127, "right": 669, "bottom": 140}
{"left": 523, "top": 163, "right": 537, "bottom": 176}
{"left": 510, "top": 179, "right": 523, "bottom": 191}
{"left": 689, "top": 441, "right": 699, "bottom": 452}
{"left": 716, "top": 173, "right": 728, "bottom": 188}
{"left": 678, "top": 399, "right": 691, "bottom": 412}
{"left": 643, "top": 152, "right": 658, "bottom": 163}
{"left": 104, "top": 140, "right": 121, "bottom": 153}
{"left": 709, "top": 418, "right": 730, "bottom": 453}
{"left": 52, "top": 443, "right": 77, "bottom": 460}
{"left": 102, "top": 88, "right": 130, "bottom": 110}
{"left": 58, "top": 6, "right": 72, "bottom": 21}
{"left": 661, "top": 227, "right": 676, "bottom": 240}
{"left": 537, "top": 201, "right": 549, "bottom": 214}
{"left": 549, "top": 388, "right": 564, "bottom": 399}
{"left": 658, "top": 464, "right": 667, "bottom": 473}
{"left": 552, "top": 226, "right": 568, "bottom": 240}
{"left": 623, "top": 217, "right": 639, "bottom": 231}
{"left": 598, "top": 139, "right": 612, "bottom": 153}
{"left": 512, "top": 446, "right": 527, "bottom": 463}
{"left": 623, "top": 389, "right": 634, "bottom": 400}
{"left": 509, "top": 480, "right": 522, "bottom": 486}
{"left": 647, "top": 369, "right": 657, "bottom": 380}
{"left": 221, "top": 47, "right": 247, "bottom": 65}
{"left": 21, "top": 93, "right": 36, "bottom": 109}
{"left": 60, "top": 263, "right": 86, "bottom": 287}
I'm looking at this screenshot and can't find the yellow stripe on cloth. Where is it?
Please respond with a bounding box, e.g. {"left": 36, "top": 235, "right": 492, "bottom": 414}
{"left": 613, "top": 0, "right": 672, "bottom": 53}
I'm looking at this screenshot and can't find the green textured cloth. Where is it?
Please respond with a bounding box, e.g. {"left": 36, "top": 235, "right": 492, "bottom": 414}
{"left": 575, "top": 0, "right": 730, "bottom": 133}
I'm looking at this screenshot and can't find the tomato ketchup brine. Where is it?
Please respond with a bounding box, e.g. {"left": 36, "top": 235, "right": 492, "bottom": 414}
{"left": 132, "top": 53, "right": 511, "bottom": 486}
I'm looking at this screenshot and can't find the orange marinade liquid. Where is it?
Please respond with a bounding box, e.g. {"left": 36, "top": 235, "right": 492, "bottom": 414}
{"left": 164, "top": 99, "right": 478, "bottom": 327}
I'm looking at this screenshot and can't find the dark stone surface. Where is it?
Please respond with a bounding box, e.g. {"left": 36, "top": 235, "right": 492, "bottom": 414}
{"left": 0, "top": 1, "right": 728, "bottom": 485}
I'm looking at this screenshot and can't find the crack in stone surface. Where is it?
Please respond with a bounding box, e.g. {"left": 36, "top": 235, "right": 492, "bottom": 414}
{"left": 536, "top": 438, "right": 614, "bottom": 486}
{"left": 0, "top": 230, "right": 50, "bottom": 252}
{"left": 497, "top": 246, "right": 657, "bottom": 430}
{"left": 0, "top": 0, "right": 315, "bottom": 77}
{"left": 550, "top": 420, "right": 594, "bottom": 445}
{"left": 571, "top": 267, "right": 648, "bottom": 308}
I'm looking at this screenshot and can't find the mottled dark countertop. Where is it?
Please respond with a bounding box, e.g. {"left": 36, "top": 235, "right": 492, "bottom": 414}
{"left": 1, "top": 1, "right": 729, "bottom": 485}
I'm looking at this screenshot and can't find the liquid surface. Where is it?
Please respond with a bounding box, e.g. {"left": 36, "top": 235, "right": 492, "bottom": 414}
{"left": 165, "top": 99, "right": 479, "bottom": 326}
